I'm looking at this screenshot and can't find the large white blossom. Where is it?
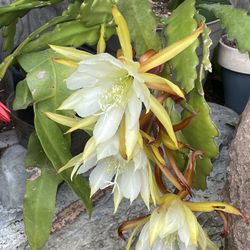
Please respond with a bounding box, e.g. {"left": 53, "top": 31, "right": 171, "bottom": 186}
{"left": 60, "top": 53, "right": 150, "bottom": 154}
{"left": 135, "top": 195, "right": 219, "bottom": 250}
{"left": 75, "top": 134, "right": 151, "bottom": 211}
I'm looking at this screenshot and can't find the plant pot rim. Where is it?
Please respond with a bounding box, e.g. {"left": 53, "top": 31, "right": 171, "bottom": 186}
{"left": 206, "top": 18, "right": 220, "bottom": 25}
{"left": 218, "top": 37, "right": 250, "bottom": 74}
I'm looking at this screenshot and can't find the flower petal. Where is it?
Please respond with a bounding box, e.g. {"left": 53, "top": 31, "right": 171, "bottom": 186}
{"left": 140, "top": 72, "right": 185, "bottom": 99}
{"left": 89, "top": 160, "right": 115, "bottom": 197}
{"left": 133, "top": 147, "right": 148, "bottom": 171}
{"left": 94, "top": 107, "right": 125, "bottom": 144}
{"left": 50, "top": 45, "right": 92, "bottom": 61}
{"left": 125, "top": 108, "right": 139, "bottom": 160}
{"left": 113, "top": 179, "right": 123, "bottom": 213}
{"left": 136, "top": 223, "right": 151, "bottom": 250}
{"left": 119, "top": 163, "right": 141, "bottom": 203}
{"left": 139, "top": 23, "right": 204, "bottom": 73}
{"left": 59, "top": 87, "right": 102, "bottom": 117}
{"left": 149, "top": 208, "right": 165, "bottom": 245}
{"left": 77, "top": 153, "right": 97, "bottom": 175}
{"left": 112, "top": 6, "right": 133, "bottom": 60}
{"left": 96, "top": 134, "right": 119, "bottom": 160}
{"left": 67, "top": 70, "right": 98, "bottom": 89}
{"left": 127, "top": 90, "right": 142, "bottom": 129}
{"left": 133, "top": 79, "right": 150, "bottom": 111}
{"left": 139, "top": 169, "right": 150, "bottom": 209}
{"left": 149, "top": 94, "right": 178, "bottom": 147}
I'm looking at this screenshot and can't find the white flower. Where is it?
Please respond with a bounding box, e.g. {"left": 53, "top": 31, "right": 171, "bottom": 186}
{"left": 76, "top": 134, "right": 151, "bottom": 212}
{"left": 59, "top": 53, "right": 150, "bottom": 158}
{"left": 135, "top": 195, "right": 219, "bottom": 250}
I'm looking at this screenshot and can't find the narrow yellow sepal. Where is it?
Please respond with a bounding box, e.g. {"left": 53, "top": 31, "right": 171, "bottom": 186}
{"left": 49, "top": 44, "right": 92, "bottom": 60}
{"left": 45, "top": 112, "right": 81, "bottom": 127}
{"left": 184, "top": 201, "right": 244, "bottom": 217}
{"left": 161, "top": 130, "right": 179, "bottom": 150}
{"left": 140, "top": 72, "right": 185, "bottom": 99}
{"left": 118, "top": 116, "right": 127, "bottom": 160}
{"left": 112, "top": 5, "right": 133, "bottom": 61}
{"left": 52, "top": 58, "right": 79, "bottom": 68}
{"left": 58, "top": 153, "right": 83, "bottom": 173}
{"left": 97, "top": 24, "right": 106, "bottom": 54}
{"left": 149, "top": 94, "right": 178, "bottom": 148}
{"left": 65, "top": 116, "right": 98, "bottom": 133}
{"left": 139, "top": 23, "right": 204, "bottom": 73}
{"left": 82, "top": 137, "right": 96, "bottom": 161}
{"left": 148, "top": 164, "right": 161, "bottom": 205}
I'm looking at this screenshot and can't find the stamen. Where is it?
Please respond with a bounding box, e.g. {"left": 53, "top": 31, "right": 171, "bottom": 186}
{"left": 100, "top": 74, "right": 133, "bottom": 110}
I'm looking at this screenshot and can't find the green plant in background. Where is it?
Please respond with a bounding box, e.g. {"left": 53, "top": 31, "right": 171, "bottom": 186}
{"left": 0, "top": 0, "right": 249, "bottom": 249}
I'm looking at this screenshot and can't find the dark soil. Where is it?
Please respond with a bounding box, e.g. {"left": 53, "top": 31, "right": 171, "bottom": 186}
{"left": 204, "top": 73, "right": 225, "bottom": 106}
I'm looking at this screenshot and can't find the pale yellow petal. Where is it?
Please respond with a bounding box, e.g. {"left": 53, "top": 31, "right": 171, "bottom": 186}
{"left": 139, "top": 23, "right": 204, "bottom": 73}
{"left": 58, "top": 153, "right": 83, "bottom": 173}
{"left": 140, "top": 72, "right": 185, "bottom": 98}
{"left": 82, "top": 137, "right": 97, "bottom": 161}
{"left": 52, "top": 58, "right": 78, "bottom": 68}
{"left": 45, "top": 112, "right": 81, "bottom": 127}
{"left": 50, "top": 44, "right": 92, "bottom": 61}
{"left": 112, "top": 5, "right": 133, "bottom": 60}
{"left": 149, "top": 94, "right": 178, "bottom": 147}
{"left": 66, "top": 116, "right": 98, "bottom": 133}
{"left": 97, "top": 24, "right": 106, "bottom": 54}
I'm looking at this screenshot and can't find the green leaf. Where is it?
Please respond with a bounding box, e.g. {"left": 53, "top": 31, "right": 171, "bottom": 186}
{"left": 34, "top": 106, "right": 92, "bottom": 214}
{"left": 22, "top": 21, "right": 102, "bottom": 53}
{"left": 118, "top": 0, "right": 161, "bottom": 56}
{"left": 19, "top": 49, "right": 92, "bottom": 214}
{"left": 2, "top": 18, "right": 17, "bottom": 51}
{"left": 165, "top": 0, "right": 199, "bottom": 93}
{"left": 25, "top": 132, "right": 49, "bottom": 168}
{"left": 182, "top": 79, "right": 219, "bottom": 190}
{"left": 24, "top": 132, "right": 61, "bottom": 250}
{"left": 193, "top": 157, "right": 213, "bottom": 190}
{"left": 80, "top": 0, "right": 115, "bottom": 26}
{"left": 13, "top": 79, "right": 33, "bottom": 110}
{"left": 201, "top": 4, "right": 250, "bottom": 52}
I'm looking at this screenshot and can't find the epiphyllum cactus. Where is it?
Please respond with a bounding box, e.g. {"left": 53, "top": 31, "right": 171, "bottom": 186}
{"left": 46, "top": 5, "right": 246, "bottom": 250}
{"left": 47, "top": 5, "right": 203, "bottom": 202}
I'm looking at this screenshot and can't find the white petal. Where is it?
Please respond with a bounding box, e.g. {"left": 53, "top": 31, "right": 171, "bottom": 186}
{"left": 82, "top": 53, "right": 125, "bottom": 69}
{"left": 113, "top": 179, "right": 123, "bottom": 213}
{"left": 136, "top": 223, "right": 150, "bottom": 250}
{"left": 127, "top": 90, "right": 142, "bottom": 129}
{"left": 152, "top": 238, "right": 166, "bottom": 250}
{"left": 77, "top": 153, "right": 97, "bottom": 174}
{"left": 94, "top": 107, "right": 124, "bottom": 144}
{"left": 133, "top": 79, "right": 150, "bottom": 111}
{"left": 60, "top": 87, "right": 102, "bottom": 117}
{"left": 163, "top": 200, "right": 184, "bottom": 237}
{"left": 89, "top": 160, "right": 115, "bottom": 197}
{"left": 133, "top": 146, "right": 148, "bottom": 171}
{"left": 119, "top": 163, "right": 141, "bottom": 203}
{"left": 139, "top": 169, "right": 150, "bottom": 209}
{"left": 96, "top": 134, "right": 119, "bottom": 160}
{"left": 67, "top": 70, "right": 98, "bottom": 89}
{"left": 178, "top": 241, "right": 197, "bottom": 250}
{"left": 149, "top": 209, "right": 165, "bottom": 245}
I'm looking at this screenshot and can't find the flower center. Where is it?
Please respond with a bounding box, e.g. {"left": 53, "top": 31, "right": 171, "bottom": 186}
{"left": 106, "top": 156, "right": 128, "bottom": 175}
{"left": 100, "top": 74, "right": 133, "bottom": 110}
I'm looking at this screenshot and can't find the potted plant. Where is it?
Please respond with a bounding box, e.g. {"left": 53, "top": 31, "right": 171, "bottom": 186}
{"left": 201, "top": 1, "right": 250, "bottom": 113}
{"left": 0, "top": 0, "right": 248, "bottom": 249}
